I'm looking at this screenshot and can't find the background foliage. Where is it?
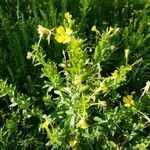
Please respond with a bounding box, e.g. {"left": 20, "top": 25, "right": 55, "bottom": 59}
{"left": 0, "top": 0, "right": 150, "bottom": 149}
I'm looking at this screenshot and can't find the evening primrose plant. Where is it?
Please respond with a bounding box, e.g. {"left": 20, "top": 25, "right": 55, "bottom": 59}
{"left": 0, "top": 12, "right": 150, "bottom": 149}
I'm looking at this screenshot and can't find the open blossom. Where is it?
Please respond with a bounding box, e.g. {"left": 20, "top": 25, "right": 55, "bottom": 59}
{"left": 123, "top": 95, "right": 134, "bottom": 107}
{"left": 55, "top": 26, "right": 72, "bottom": 44}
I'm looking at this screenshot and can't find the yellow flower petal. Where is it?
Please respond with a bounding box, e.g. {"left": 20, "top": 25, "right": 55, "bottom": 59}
{"left": 55, "top": 34, "right": 65, "bottom": 43}
{"left": 64, "top": 36, "right": 71, "bottom": 43}
{"left": 123, "top": 95, "right": 134, "bottom": 107}
{"left": 56, "top": 26, "right": 65, "bottom": 34}
{"left": 55, "top": 26, "right": 72, "bottom": 44}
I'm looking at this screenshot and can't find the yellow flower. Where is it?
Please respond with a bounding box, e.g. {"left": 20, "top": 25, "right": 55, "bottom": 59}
{"left": 76, "top": 118, "right": 88, "bottom": 129}
{"left": 55, "top": 26, "right": 72, "bottom": 44}
{"left": 99, "top": 82, "right": 108, "bottom": 93}
{"left": 65, "top": 12, "right": 72, "bottom": 21}
{"left": 69, "top": 140, "right": 79, "bottom": 150}
{"left": 123, "top": 95, "right": 134, "bottom": 107}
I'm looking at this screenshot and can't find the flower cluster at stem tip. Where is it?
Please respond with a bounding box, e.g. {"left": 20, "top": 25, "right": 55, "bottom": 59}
{"left": 55, "top": 26, "right": 72, "bottom": 44}
{"left": 37, "top": 25, "right": 52, "bottom": 44}
{"left": 55, "top": 12, "right": 73, "bottom": 44}
{"left": 123, "top": 95, "right": 134, "bottom": 107}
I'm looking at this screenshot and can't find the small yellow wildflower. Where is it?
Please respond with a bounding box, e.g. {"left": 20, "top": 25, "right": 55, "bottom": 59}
{"left": 76, "top": 118, "right": 88, "bottom": 129}
{"left": 55, "top": 26, "right": 72, "bottom": 44}
{"left": 99, "top": 82, "right": 108, "bottom": 93}
{"left": 69, "top": 140, "right": 79, "bottom": 150}
{"left": 65, "top": 12, "right": 72, "bottom": 21}
{"left": 123, "top": 95, "right": 134, "bottom": 107}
